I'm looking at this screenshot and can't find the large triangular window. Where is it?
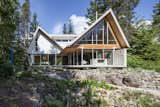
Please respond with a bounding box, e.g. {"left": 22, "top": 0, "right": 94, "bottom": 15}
{"left": 76, "top": 19, "right": 118, "bottom": 45}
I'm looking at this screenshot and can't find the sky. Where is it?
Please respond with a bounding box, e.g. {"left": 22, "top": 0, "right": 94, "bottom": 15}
{"left": 20, "top": 0, "right": 159, "bottom": 34}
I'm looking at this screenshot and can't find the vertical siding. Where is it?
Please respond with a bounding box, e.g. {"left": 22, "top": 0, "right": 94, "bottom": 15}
{"left": 114, "top": 49, "right": 127, "bottom": 67}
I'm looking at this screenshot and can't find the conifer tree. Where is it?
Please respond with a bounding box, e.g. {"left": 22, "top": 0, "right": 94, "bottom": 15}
{"left": 21, "top": 0, "right": 31, "bottom": 46}
{"left": 0, "top": 0, "right": 18, "bottom": 63}
{"left": 86, "top": 0, "right": 139, "bottom": 41}
{"left": 30, "top": 13, "right": 39, "bottom": 33}
{"left": 153, "top": 0, "right": 160, "bottom": 26}
{"left": 63, "top": 23, "right": 67, "bottom": 34}
{"left": 68, "top": 20, "right": 73, "bottom": 34}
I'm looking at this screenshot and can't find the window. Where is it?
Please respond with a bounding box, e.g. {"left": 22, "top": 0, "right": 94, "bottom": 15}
{"left": 76, "top": 20, "right": 117, "bottom": 45}
{"left": 108, "top": 29, "right": 116, "bottom": 44}
{"left": 34, "top": 55, "right": 40, "bottom": 65}
{"left": 41, "top": 55, "right": 49, "bottom": 65}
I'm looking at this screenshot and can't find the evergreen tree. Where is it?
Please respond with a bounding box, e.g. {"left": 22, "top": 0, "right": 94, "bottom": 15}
{"left": 152, "top": 1, "right": 160, "bottom": 41}
{"left": 68, "top": 20, "right": 73, "bottom": 34}
{"left": 30, "top": 13, "right": 39, "bottom": 32}
{"left": 63, "top": 23, "right": 67, "bottom": 34}
{"left": 21, "top": 0, "right": 31, "bottom": 46}
{"left": 0, "top": 0, "right": 18, "bottom": 63}
{"left": 129, "top": 21, "right": 160, "bottom": 61}
{"left": 153, "top": 0, "right": 160, "bottom": 26}
{"left": 86, "top": 0, "right": 139, "bottom": 41}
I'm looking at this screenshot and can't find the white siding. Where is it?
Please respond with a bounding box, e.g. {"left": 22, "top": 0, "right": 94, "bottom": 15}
{"left": 28, "top": 34, "right": 60, "bottom": 54}
{"left": 114, "top": 49, "right": 127, "bottom": 67}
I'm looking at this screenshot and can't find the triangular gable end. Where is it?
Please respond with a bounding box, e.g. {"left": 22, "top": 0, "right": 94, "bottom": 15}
{"left": 70, "top": 9, "right": 130, "bottom": 48}
{"left": 27, "top": 27, "right": 62, "bottom": 54}
{"left": 75, "top": 19, "right": 119, "bottom": 45}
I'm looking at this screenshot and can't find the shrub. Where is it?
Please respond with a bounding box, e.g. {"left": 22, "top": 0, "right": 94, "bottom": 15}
{"left": 127, "top": 55, "right": 143, "bottom": 68}
{"left": 128, "top": 55, "right": 160, "bottom": 71}
{"left": 44, "top": 96, "right": 65, "bottom": 107}
{"left": 0, "top": 63, "right": 15, "bottom": 78}
{"left": 20, "top": 71, "right": 32, "bottom": 78}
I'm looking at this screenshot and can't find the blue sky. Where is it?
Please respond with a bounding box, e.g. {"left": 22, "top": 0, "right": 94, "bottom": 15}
{"left": 20, "top": 0, "right": 159, "bottom": 34}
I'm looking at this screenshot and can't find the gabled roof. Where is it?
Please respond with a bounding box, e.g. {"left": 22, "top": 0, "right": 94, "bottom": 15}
{"left": 70, "top": 9, "right": 130, "bottom": 48}
{"left": 27, "top": 26, "right": 63, "bottom": 53}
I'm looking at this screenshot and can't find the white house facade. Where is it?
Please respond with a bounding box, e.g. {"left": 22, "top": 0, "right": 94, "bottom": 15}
{"left": 27, "top": 9, "right": 130, "bottom": 68}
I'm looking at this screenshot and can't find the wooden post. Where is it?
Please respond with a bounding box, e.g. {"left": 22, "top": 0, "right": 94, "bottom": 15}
{"left": 102, "top": 25, "right": 104, "bottom": 44}
{"left": 73, "top": 53, "right": 75, "bottom": 65}
{"left": 48, "top": 54, "right": 50, "bottom": 65}
{"left": 103, "top": 49, "right": 104, "bottom": 60}
{"left": 92, "top": 32, "right": 93, "bottom": 44}
{"left": 113, "top": 48, "right": 115, "bottom": 66}
{"left": 92, "top": 49, "right": 94, "bottom": 65}
{"left": 107, "top": 22, "right": 109, "bottom": 44}
{"left": 76, "top": 51, "right": 78, "bottom": 65}
{"left": 40, "top": 55, "right": 41, "bottom": 65}
{"left": 31, "top": 55, "right": 34, "bottom": 65}
{"left": 96, "top": 29, "right": 98, "bottom": 44}
{"left": 81, "top": 48, "right": 83, "bottom": 65}
{"left": 55, "top": 54, "right": 57, "bottom": 65}
{"left": 124, "top": 48, "right": 127, "bottom": 67}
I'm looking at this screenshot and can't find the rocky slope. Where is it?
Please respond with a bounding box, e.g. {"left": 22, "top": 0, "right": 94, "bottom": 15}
{"left": 0, "top": 67, "right": 160, "bottom": 107}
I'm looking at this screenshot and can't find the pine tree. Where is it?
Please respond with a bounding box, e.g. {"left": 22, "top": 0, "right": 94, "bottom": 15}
{"left": 30, "top": 13, "right": 39, "bottom": 32}
{"left": 152, "top": 1, "right": 160, "bottom": 41}
{"left": 0, "top": 0, "right": 18, "bottom": 63}
{"left": 63, "top": 23, "right": 67, "bottom": 34}
{"left": 21, "top": 0, "right": 31, "bottom": 46}
{"left": 68, "top": 20, "right": 74, "bottom": 34}
{"left": 153, "top": 0, "right": 160, "bottom": 26}
{"left": 86, "top": 0, "right": 139, "bottom": 41}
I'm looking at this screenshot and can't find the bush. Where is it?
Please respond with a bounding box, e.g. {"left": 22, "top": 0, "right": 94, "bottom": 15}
{"left": 127, "top": 55, "right": 143, "bottom": 68}
{"left": 0, "top": 63, "right": 15, "bottom": 78}
{"left": 128, "top": 55, "right": 160, "bottom": 71}
{"left": 44, "top": 96, "right": 65, "bottom": 107}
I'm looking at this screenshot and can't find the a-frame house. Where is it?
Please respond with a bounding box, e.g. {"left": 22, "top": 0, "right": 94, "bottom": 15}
{"left": 60, "top": 9, "right": 129, "bottom": 67}
{"left": 28, "top": 9, "right": 130, "bottom": 68}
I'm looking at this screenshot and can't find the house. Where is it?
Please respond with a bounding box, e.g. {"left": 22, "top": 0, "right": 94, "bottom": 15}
{"left": 27, "top": 9, "right": 130, "bottom": 68}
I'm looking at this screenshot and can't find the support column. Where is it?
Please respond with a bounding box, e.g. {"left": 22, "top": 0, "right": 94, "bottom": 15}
{"left": 103, "top": 49, "right": 104, "bottom": 59}
{"left": 55, "top": 54, "right": 57, "bottom": 65}
{"left": 76, "top": 51, "right": 78, "bottom": 65}
{"left": 69, "top": 55, "right": 72, "bottom": 65}
{"left": 92, "top": 32, "right": 93, "bottom": 44}
{"left": 81, "top": 48, "right": 83, "bottom": 65}
{"left": 113, "top": 48, "right": 115, "bottom": 66}
{"left": 124, "top": 48, "right": 127, "bottom": 67}
{"left": 73, "top": 53, "right": 75, "bottom": 65}
{"left": 102, "top": 25, "right": 104, "bottom": 44}
{"left": 40, "top": 55, "right": 41, "bottom": 65}
{"left": 31, "top": 55, "right": 34, "bottom": 66}
{"left": 107, "top": 22, "right": 109, "bottom": 44}
{"left": 92, "top": 49, "right": 94, "bottom": 65}
{"left": 48, "top": 54, "right": 50, "bottom": 65}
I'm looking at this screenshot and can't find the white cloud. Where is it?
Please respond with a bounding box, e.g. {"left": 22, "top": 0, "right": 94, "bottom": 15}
{"left": 69, "top": 15, "right": 89, "bottom": 35}
{"left": 52, "top": 23, "right": 63, "bottom": 34}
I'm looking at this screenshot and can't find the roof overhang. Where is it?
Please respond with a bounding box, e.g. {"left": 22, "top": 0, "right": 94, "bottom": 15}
{"left": 60, "top": 44, "right": 120, "bottom": 55}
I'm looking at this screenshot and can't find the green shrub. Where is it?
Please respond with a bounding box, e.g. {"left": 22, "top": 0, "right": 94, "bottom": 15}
{"left": 44, "top": 96, "right": 65, "bottom": 107}
{"left": 20, "top": 71, "right": 32, "bottom": 78}
{"left": 0, "top": 63, "right": 15, "bottom": 78}
{"left": 140, "top": 96, "right": 160, "bottom": 107}
{"left": 128, "top": 55, "right": 160, "bottom": 71}
{"left": 127, "top": 55, "right": 143, "bottom": 68}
